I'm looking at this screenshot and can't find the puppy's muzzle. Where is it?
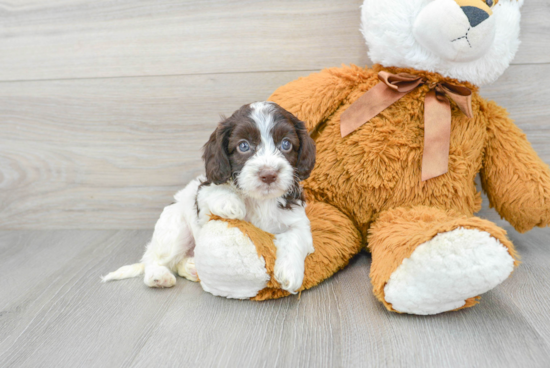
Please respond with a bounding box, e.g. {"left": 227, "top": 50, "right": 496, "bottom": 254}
{"left": 259, "top": 168, "right": 278, "bottom": 185}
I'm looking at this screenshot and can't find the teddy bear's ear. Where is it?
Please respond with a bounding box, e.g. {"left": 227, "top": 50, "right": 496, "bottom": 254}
{"left": 289, "top": 114, "right": 316, "bottom": 181}
{"left": 202, "top": 117, "right": 233, "bottom": 185}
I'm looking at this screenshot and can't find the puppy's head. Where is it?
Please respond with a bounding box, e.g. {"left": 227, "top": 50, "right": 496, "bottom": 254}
{"left": 203, "top": 102, "right": 316, "bottom": 200}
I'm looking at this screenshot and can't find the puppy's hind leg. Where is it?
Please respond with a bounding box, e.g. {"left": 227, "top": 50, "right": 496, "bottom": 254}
{"left": 142, "top": 202, "right": 195, "bottom": 288}
{"left": 177, "top": 256, "right": 198, "bottom": 282}
{"left": 143, "top": 264, "right": 177, "bottom": 288}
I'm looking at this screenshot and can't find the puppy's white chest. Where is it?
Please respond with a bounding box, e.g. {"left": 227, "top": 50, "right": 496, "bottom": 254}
{"left": 244, "top": 198, "right": 288, "bottom": 235}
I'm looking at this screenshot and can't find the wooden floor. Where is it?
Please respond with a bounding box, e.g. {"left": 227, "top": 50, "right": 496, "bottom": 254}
{"left": 1, "top": 209, "right": 550, "bottom": 368}
{"left": 1, "top": 0, "right": 549, "bottom": 230}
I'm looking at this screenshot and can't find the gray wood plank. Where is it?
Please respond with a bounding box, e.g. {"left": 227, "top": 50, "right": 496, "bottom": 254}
{"left": 0, "top": 0, "right": 546, "bottom": 82}
{"left": 0, "top": 0, "right": 368, "bottom": 81}
{"left": 480, "top": 64, "right": 550, "bottom": 161}
{"left": 129, "top": 275, "right": 343, "bottom": 368}
{"left": 0, "top": 229, "right": 180, "bottom": 368}
{"left": 477, "top": 195, "right": 550, "bottom": 347}
{"left": 334, "top": 254, "right": 550, "bottom": 368}
{"left": 2, "top": 64, "right": 549, "bottom": 230}
{"left": 502, "top": 226, "right": 550, "bottom": 347}
{"left": 0, "top": 230, "right": 115, "bottom": 311}
{"left": 1, "top": 228, "right": 550, "bottom": 368}
{"left": 132, "top": 253, "right": 550, "bottom": 368}
{"left": 0, "top": 70, "right": 312, "bottom": 229}
{"left": 517, "top": 0, "right": 550, "bottom": 65}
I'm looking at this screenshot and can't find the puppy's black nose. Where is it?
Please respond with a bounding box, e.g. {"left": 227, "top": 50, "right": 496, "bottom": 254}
{"left": 260, "top": 171, "right": 278, "bottom": 185}
{"left": 461, "top": 6, "right": 489, "bottom": 28}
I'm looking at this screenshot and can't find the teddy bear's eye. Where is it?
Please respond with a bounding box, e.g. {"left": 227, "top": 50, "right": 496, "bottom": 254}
{"left": 485, "top": 0, "right": 498, "bottom": 7}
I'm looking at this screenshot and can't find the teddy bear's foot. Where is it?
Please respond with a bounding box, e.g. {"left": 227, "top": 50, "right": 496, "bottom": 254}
{"left": 195, "top": 219, "right": 271, "bottom": 299}
{"left": 194, "top": 202, "right": 362, "bottom": 301}
{"left": 383, "top": 228, "right": 514, "bottom": 315}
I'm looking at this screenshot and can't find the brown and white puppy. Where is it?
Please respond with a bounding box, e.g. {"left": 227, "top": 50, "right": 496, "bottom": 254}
{"left": 103, "top": 102, "right": 316, "bottom": 295}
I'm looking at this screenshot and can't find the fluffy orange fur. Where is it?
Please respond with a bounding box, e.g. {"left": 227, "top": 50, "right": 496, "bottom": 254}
{"left": 219, "top": 64, "right": 550, "bottom": 310}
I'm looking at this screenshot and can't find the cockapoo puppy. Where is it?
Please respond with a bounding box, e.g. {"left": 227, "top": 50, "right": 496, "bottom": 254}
{"left": 103, "top": 102, "right": 316, "bottom": 295}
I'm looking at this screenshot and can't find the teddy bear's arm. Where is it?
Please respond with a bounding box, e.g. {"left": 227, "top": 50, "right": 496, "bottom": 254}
{"left": 268, "top": 67, "right": 359, "bottom": 132}
{"left": 480, "top": 100, "right": 550, "bottom": 233}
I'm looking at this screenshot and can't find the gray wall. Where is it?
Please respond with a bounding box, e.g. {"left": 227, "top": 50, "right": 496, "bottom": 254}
{"left": 1, "top": 0, "right": 548, "bottom": 229}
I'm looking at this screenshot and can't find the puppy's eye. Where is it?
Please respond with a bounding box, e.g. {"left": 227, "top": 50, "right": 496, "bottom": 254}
{"left": 280, "top": 138, "right": 292, "bottom": 152}
{"left": 237, "top": 140, "right": 250, "bottom": 153}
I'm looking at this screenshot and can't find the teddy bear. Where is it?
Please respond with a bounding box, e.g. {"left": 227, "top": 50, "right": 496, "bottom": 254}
{"left": 193, "top": 0, "right": 550, "bottom": 315}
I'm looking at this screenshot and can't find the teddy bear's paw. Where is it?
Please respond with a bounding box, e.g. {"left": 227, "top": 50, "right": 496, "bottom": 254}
{"left": 383, "top": 228, "right": 514, "bottom": 315}
{"left": 177, "top": 257, "right": 199, "bottom": 282}
{"left": 195, "top": 220, "right": 270, "bottom": 299}
{"left": 144, "top": 265, "right": 176, "bottom": 288}
{"left": 274, "top": 257, "right": 305, "bottom": 294}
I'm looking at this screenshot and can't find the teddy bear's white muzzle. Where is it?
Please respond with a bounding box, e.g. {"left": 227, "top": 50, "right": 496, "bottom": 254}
{"left": 412, "top": 0, "right": 496, "bottom": 62}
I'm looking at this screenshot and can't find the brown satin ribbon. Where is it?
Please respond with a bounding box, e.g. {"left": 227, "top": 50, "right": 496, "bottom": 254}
{"left": 340, "top": 71, "right": 473, "bottom": 181}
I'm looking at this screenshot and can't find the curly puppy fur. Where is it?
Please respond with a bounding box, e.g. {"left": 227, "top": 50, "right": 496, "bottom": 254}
{"left": 103, "top": 102, "right": 317, "bottom": 296}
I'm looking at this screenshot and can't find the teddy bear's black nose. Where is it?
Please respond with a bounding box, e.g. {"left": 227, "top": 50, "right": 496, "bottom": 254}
{"left": 461, "top": 6, "right": 490, "bottom": 28}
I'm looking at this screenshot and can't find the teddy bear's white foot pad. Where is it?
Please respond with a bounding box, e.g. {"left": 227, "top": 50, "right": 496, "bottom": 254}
{"left": 195, "top": 220, "right": 270, "bottom": 299}
{"left": 384, "top": 228, "right": 514, "bottom": 315}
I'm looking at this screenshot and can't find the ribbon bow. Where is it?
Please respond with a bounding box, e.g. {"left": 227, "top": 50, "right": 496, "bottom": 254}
{"left": 340, "top": 71, "right": 473, "bottom": 181}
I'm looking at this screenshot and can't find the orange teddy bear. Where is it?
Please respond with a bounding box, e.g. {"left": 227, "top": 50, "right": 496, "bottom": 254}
{"left": 194, "top": 0, "right": 550, "bottom": 315}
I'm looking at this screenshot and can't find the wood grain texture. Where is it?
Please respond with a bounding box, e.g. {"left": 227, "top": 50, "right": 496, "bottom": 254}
{"left": 0, "top": 230, "right": 180, "bottom": 368}
{"left": 477, "top": 193, "right": 550, "bottom": 347}
{"left": 1, "top": 64, "right": 549, "bottom": 230}
{"left": 0, "top": 71, "right": 312, "bottom": 229}
{"left": 1, "top": 225, "right": 550, "bottom": 367}
{"left": 0, "top": 0, "right": 547, "bottom": 82}
{"left": 480, "top": 64, "right": 550, "bottom": 161}
{"left": 0, "top": 0, "right": 368, "bottom": 81}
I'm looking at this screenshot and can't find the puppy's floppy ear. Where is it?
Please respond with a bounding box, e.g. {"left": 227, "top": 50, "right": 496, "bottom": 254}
{"left": 202, "top": 117, "right": 233, "bottom": 185}
{"left": 289, "top": 113, "right": 316, "bottom": 181}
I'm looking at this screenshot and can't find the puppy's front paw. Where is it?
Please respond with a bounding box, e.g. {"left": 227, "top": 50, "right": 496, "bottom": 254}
{"left": 209, "top": 197, "right": 246, "bottom": 220}
{"left": 144, "top": 265, "right": 176, "bottom": 288}
{"left": 274, "top": 258, "right": 305, "bottom": 294}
